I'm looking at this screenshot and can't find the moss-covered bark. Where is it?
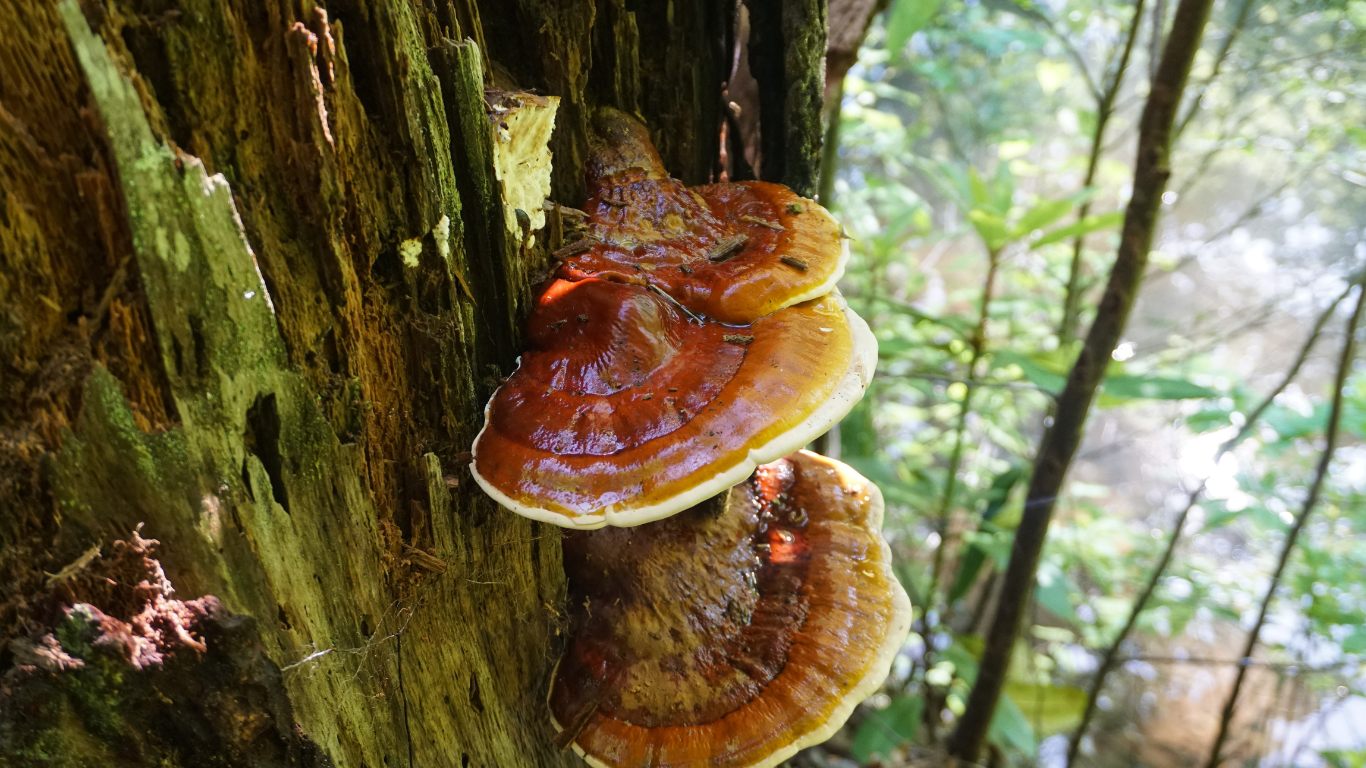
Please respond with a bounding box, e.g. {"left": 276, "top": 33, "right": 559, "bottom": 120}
{"left": 0, "top": 0, "right": 825, "bottom": 765}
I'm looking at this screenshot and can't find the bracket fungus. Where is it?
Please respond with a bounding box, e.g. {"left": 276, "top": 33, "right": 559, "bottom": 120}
{"left": 548, "top": 450, "right": 913, "bottom": 768}
{"left": 559, "top": 108, "right": 848, "bottom": 325}
{"left": 470, "top": 276, "right": 875, "bottom": 528}
{"left": 471, "top": 109, "right": 874, "bottom": 529}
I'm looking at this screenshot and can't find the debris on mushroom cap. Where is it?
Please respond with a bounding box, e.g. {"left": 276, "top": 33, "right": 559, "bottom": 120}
{"left": 469, "top": 278, "right": 877, "bottom": 529}
{"left": 558, "top": 108, "right": 848, "bottom": 325}
{"left": 487, "top": 89, "right": 559, "bottom": 250}
{"left": 548, "top": 450, "right": 913, "bottom": 768}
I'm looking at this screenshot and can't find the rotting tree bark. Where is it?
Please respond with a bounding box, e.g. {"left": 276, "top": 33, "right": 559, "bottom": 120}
{"left": 0, "top": 1, "right": 773, "bottom": 765}
{"left": 745, "top": 0, "right": 827, "bottom": 197}
{"left": 945, "top": 0, "right": 1215, "bottom": 757}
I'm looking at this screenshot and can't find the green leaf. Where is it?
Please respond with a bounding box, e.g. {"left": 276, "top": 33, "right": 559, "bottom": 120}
{"left": 969, "top": 208, "right": 1010, "bottom": 250}
{"left": 1101, "top": 375, "right": 1218, "bottom": 402}
{"left": 1033, "top": 211, "right": 1124, "bottom": 248}
{"left": 886, "top": 0, "right": 944, "bottom": 53}
{"left": 968, "top": 167, "right": 990, "bottom": 208}
{"left": 878, "top": 336, "right": 918, "bottom": 358}
{"left": 991, "top": 161, "right": 1015, "bottom": 216}
{"left": 988, "top": 693, "right": 1037, "bottom": 754}
{"left": 1323, "top": 749, "right": 1366, "bottom": 768}
{"left": 942, "top": 638, "right": 982, "bottom": 684}
{"left": 982, "top": 466, "right": 1027, "bottom": 520}
{"left": 1035, "top": 562, "right": 1077, "bottom": 621}
{"left": 851, "top": 695, "right": 924, "bottom": 762}
{"left": 1004, "top": 682, "right": 1088, "bottom": 736}
{"left": 1012, "top": 198, "right": 1074, "bottom": 238}
{"left": 992, "top": 350, "right": 1066, "bottom": 393}
{"left": 839, "top": 399, "right": 878, "bottom": 457}
{"left": 949, "top": 544, "right": 989, "bottom": 602}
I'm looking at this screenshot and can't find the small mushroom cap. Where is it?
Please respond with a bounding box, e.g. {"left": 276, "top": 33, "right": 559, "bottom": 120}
{"left": 469, "top": 279, "right": 876, "bottom": 529}
{"left": 549, "top": 451, "right": 914, "bottom": 768}
{"left": 563, "top": 108, "right": 846, "bottom": 325}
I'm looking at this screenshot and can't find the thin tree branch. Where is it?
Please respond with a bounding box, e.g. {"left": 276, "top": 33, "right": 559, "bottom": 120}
{"left": 1173, "top": 0, "right": 1256, "bottom": 140}
{"left": 1203, "top": 283, "right": 1363, "bottom": 768}
{"left": 892, "top": 373, "right": 1056, "bottom": 395}
{"left": 1063, "top": 278, "right": 1356, "bottom": 768}
{"left": 1059, "top": 0, "right": 1148, "bottom": 342}
{"left": 945, "top": 0, "right": 1215, "bottom": 756}
{"left": 927, "top": 247, "right": 1004, "bottom": 613}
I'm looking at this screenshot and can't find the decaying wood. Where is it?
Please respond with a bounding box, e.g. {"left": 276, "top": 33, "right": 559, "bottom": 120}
{"left": 0, "top": 0, "right": 828, "bottom": 764}
{"left": 745, "top": 0, "right": 827, "bottom": 197}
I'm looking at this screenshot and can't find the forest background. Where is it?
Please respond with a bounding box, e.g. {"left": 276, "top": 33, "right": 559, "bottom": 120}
{"left": 1, "top": 0, "right": 1363, "bottom": 766}
{"left": 813, "top": 0, "right": 1366, "bottom": 764}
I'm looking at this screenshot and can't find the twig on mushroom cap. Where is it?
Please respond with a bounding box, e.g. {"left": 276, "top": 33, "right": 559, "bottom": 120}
{"left": 644, "top": 283, "right": 705, "bottom": 324}
{"left": 708, "top": 234, "right": 749, "bottom": 262}
{"left": 740, "top": 214, "right": 785, "bottom": 231}
{"left": 553, "top": 236, "right": 598, "bottom": 259}
{"left": 553, "top": 697, "right": 600, "bottom": 751}
{"left": 544, "top": 199, "right": 588, "bottom": 220}
{"left": 780, "top": 255, "right": 810, "bottom": 272}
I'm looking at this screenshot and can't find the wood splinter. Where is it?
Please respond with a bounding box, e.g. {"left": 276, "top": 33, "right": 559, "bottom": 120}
{"left": 780, "top": 255, "right": 809, "bottom": 272}
{"left": 739, "top": 214, "right": 785, "bottom": 231}
{"left": 708, "top": 234, "right": 748, "bottom": 262}
{"left": 555, "top": 696, "right": 602, "bottom": 751}
{"left": 404, "top": 545, "right": 449, "bottom": 574}
{"left": 723, "top": 334, "right": 755, "bottom": 346}
{"left": 554, "top": 236, "right": 598, "bottom": 259}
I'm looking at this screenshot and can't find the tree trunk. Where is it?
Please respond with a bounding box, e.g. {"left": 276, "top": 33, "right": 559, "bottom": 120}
{"left": 0, "top": 1, "right": 755, "bottom": 765}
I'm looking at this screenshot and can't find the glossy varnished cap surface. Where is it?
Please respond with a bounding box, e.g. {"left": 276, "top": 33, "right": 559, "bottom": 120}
{"left": 470, "top": 279, "right": 875, "bottom": 528}
{"left": 562, "top": 109, "right": 847, "bottom": 325}
{"left": 549, "top": 451, "right": 914, "bottom": 767}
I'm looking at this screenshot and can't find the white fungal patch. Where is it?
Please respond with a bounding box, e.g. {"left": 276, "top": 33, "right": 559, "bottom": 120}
{"left": 491, "top": 93, "right": 560, "bottom": 250}
{"left": 434, "top": 214, "right": 452, "bottom": 264}
{"left": 400, "top": 237, "right": 423, "bottom": 268}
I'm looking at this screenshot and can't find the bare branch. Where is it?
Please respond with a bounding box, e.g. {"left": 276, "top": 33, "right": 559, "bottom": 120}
{"left": 1064, "top": 277, "right": 1357, "bottom": 768}
{"left": 1059, "top": 0, "right": 1149, "bottom": 341}
{"left": 1203, "top": 283, "right": 1363, "bottom": 768}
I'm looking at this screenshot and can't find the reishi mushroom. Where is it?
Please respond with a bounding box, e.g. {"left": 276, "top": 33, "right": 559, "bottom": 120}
{"left": 560, "top": 108, "right": 848, "bottom": 325}
{"left": 470, "top": 109, "right": 874, "bottom": 528}
{"left": 548, "top": 450, "right": 913, "bottom": 768}
{"left": 470, "top": 277, "right": 874, "bottom": 528}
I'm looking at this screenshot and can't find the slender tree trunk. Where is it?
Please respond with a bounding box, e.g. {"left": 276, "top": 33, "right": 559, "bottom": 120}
{"left": 1203, "top": 284, "right": 1364, "bottom": 768}
{"left": 0, "top": 1, "right": 758, "bottom": 765}
{"left": 945, "top": 0, "right": 1214, "bottom": 756}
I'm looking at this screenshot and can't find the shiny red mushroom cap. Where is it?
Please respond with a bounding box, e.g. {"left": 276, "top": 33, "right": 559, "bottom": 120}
{"left": 469, "top": 279, "right": 875, "bottom": 529}
{"left": 558, "top": 108, "right": 848, "bottom": 325}
{"left": 549, "top": 451, "right": 913, "bottom": 767}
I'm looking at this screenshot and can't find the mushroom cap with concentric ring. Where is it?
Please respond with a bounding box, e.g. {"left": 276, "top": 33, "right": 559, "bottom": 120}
{"left": 469, "top": 278, "right": 875, "bottom": 529}
{"left": 548, "top": 450, "right": 913, "bottom": 767}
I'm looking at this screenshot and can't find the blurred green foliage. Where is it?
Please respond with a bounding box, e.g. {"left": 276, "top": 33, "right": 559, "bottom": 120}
{"left": 825, "top": 0, "right": 1366, "bottom": 762}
